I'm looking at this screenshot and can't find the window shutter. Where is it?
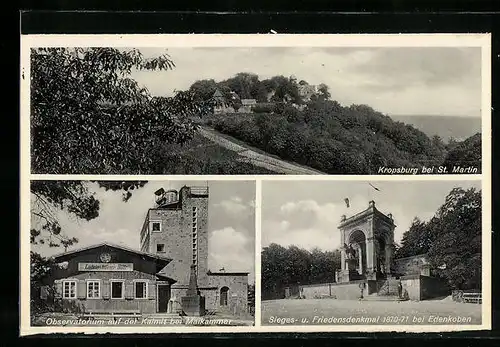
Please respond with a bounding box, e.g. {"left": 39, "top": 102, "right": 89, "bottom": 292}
{"left": 54, "top": 280, "right": 62, "bottom": 298}
{"left": 102, "top": 281, "right": 110, "bottom": 299}
{"left": 125, "top": 282, "right": 134, "bottom": 299}
{"left": 40, "top": 286, "right": 49, "bottom": 300}
{"left": 77, "top": 280, "right": 86, "bottom": 299}
{"left": 148, "top": 281, "right": 156, "bottom": 300}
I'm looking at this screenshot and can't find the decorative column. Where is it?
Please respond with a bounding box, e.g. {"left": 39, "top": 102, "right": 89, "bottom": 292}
{"left": 365, "top": 237, "right": 377, "bottom": 280}
{"left": 385, "top": 214, "right": 395, "bottom": 276}
{"left": 340, "top": 245, "right": 346, "bottom": 270}
{"left": 358, "top": 246, "right": 363, "bottom": 274}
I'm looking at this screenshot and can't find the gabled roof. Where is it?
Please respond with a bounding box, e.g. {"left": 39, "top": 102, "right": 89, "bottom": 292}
{"left": 213, "top": 89, "right": 224, "bottom": 98}
{"left": 51, "top": 242, "right": 172, "bottom": 265}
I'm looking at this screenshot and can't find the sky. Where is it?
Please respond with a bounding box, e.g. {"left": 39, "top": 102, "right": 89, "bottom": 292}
{"left": 261, "top": 180, "right": 482, "bottom": 251}
{"left": 130, "top": 47, "right": 482, "bottom": 118}
{"left": 31, "top": 180, "right": 256, "bottom": 283}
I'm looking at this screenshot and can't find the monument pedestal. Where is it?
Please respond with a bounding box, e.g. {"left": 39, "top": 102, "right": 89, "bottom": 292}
{"left": 339, "top": 269, "right": 363, "bottom": 283}
{"left": 181, "top": 296, "right": 206, "bottom": 316}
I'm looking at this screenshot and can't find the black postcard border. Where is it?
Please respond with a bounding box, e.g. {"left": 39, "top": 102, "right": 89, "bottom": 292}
{"left": 13, "top": 9, "right": 500, "bottom": 343}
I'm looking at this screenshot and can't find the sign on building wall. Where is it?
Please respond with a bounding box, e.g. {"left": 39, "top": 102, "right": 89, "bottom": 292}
{"left": 78, "top": 263, "right": 134, "bottom": 271}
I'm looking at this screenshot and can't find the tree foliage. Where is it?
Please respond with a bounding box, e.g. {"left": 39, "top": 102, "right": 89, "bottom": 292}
{"left": 31, "top": 48, "right": 209, "bottom": 174}
{"left": 395, "top": 187, "right": 481, "bottom": 290}
{"left": 442, "top": 133, "right": 482, "bottom": 172}
{"left": 261, "top": 243, "right": 341, "bottom": 300}
{"left": 210, "top": 98, "right": 448, "bottom": 174}
{"left": 31, "top": 180, "right": 147, "bottom": 249}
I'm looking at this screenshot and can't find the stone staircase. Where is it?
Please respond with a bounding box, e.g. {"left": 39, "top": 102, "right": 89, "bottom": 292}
{"left": 363, "top": 294, "right": 400, "bottom": 301}
{"left": 362, "top": 277, "right": 402, "bottom": 302}
{"left": 377, "top": 277, "right": 400, "bottom": 296}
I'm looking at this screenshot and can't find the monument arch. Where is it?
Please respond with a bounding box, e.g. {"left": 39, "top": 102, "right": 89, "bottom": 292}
{"left": 338, "top": 200, "right": 396, "bottom": 283}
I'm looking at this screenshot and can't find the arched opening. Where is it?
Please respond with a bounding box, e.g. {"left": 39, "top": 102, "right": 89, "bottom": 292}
{"left": 348, "top": 230, "right": 367, "bottom": 275}
{"left": 220, "top": 286, "right": 229, "bottom": 306}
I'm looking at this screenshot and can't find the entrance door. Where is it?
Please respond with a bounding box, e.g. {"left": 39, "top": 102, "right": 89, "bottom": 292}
{"left": 157, "top": 284, "right": 170, "bottom": 313}
{"left": 220, "top": 286, "right": 229, "bottom": 306}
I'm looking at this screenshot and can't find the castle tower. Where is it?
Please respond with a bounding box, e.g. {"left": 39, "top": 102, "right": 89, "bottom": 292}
{"left": 140, "top": 185, "right": 209, "bottom": 287}
{"left": 337, "top": 200, "right": 396, "bottom": 282}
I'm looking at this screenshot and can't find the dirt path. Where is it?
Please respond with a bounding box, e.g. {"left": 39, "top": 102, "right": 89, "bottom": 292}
{"left": 198, "top": 127, "right": 325, "bottom": 175}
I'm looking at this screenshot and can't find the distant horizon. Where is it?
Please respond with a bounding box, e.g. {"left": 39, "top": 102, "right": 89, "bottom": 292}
{"left": 131, "top": 46, "right": 482, "bottom": 118}
{"left": 390, "top": 114, "right": 482, "bottom": 118}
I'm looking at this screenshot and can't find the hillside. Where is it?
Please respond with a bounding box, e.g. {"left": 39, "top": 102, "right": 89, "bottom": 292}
{"left": 208, "top": 101, "right": 452, "bottom": 174}
{"left": 153, "top": 133, "right": 275, "bottom": 174}
{"left": 390, "top": 115, "right": 481, "bottom": 143}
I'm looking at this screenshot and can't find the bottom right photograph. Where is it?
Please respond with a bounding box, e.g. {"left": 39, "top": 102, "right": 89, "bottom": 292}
{"left": 260, "top": 179, "right": 483, "bottom": 326}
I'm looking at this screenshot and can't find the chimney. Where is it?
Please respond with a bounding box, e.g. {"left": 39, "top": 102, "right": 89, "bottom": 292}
{"left": 387, "top": 213, "right": 393, "bottom": 220}
{"left": 341, "top": 215, "right": 346, "bottom": 222}
{"left": 369, "top": 200, "right": 375, "bottom": 208}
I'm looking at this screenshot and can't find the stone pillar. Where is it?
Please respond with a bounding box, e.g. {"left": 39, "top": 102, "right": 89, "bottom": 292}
{"left": 385, "top": 243, "right": 392, "bottom": 276}
{"left": 340, "top": 245, "right": 346, "bottom": 270}
{"left": 181, "top": 264, "right": 206, "bottom": 316}
{"left": 340, "top": 215, "right": 346, "bottom": 272}
{"left": 365, "top": 237, "right": 376, "bottom": 273}
{"left": 358, "top": 247, "right": 363, "bottom": 274}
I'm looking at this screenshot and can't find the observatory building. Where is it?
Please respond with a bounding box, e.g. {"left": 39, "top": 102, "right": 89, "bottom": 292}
{"left": 40, "top": 185, "right": 249, "bottom": 317}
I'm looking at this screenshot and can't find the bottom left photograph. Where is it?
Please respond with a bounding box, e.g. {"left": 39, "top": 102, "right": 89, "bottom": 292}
{"left": 28, "top": 180, "right": 255, "bottom": 327}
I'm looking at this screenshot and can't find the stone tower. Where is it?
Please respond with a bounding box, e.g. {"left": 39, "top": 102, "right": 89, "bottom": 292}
{"left": 140, "top": 185, "right": 209, "bottom": 287}
{"left": 337, "top": 200, "right": 396, "bottom": 282}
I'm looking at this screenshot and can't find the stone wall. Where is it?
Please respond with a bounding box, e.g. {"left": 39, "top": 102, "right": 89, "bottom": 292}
{"left": 53, "top": 271, "right": 158, "bottom": 314}
{"left": 400, "top": 275, "right": 421, "bottom": 301}
{"left": 146, "top": 187, "right": 210, "bottom": 287}
{"left": 208, "top": 274, "right": 248, "bottom": 316}
{"left": 420, "top": 275, "right": 449, "bottom": 299}
{"left": 300, "top": 282, "right": 363, "bottom": 300}
{"left": 400, "top": 274, "right": 450, "bottom": 301}
{"left": 181, "top": 188, "right": 210, "bottom": 287}
{"left": 393, "top": 254, "right": 430, "bottom": 276}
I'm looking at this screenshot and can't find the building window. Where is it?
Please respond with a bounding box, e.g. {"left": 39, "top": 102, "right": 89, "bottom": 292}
{"left": 134, "top": 281, "right": 148, "bottom": 299}
{"left": 157, "top": 244, "right": 165, "bottom": 253}
{"left": 62, "top": 280, "right": 77, "bottom": 299}
{"left": 220, "top": 286, "right": 229, "bottom": 306}
{"left": 111, "top": 281, "right": 124, "bottom": 299}
{"left": 151, "top": 221, "right": 161, "bottom": 232}
{"left": 87, "top": 280, "right": 101, "bottom": 299}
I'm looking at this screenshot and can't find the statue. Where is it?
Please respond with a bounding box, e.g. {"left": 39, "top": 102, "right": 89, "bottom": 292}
{"left": 344, "top": 243, "right": 356, "bottom": 260}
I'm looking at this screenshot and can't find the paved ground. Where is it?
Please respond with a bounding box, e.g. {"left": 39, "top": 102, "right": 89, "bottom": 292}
{"left": 261, "top": 298, "right": 482, "bottom": 325}
{"left": 198, "top": 127, "right": 325, "bottom": 175}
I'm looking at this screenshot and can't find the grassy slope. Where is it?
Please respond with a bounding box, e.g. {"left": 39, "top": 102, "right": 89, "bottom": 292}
{"left": 154, "top": 132, "right": 276, "bottom": 174}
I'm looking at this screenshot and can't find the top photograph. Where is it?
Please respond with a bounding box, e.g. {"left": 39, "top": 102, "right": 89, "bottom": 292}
{"left": 23, "top": 34, "right": 489, "bottom": 175}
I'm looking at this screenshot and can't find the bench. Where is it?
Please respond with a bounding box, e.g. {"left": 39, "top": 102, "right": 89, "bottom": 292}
{"left": 462, "top": 292, "right": 482, "bottom": 304}
{"left": 82, "top": 310, "right": 141, "bottom": 319}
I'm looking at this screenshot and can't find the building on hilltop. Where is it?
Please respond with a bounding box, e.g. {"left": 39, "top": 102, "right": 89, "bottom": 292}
{"left": 212, "top": 88, "right": 236, "bottom": 114}
{"left": 39, "top": 185, "right": 249, "bottom": 317}
{"left": 298, "top": 84, "right": 317, "bottom": 102}
{"left": 212, "top": 89, "right": 258, "bottom": 114}
{"left": 239, "top": 99, "right": 257, "bottom": 113}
